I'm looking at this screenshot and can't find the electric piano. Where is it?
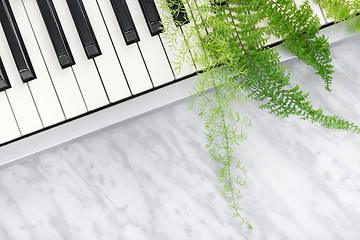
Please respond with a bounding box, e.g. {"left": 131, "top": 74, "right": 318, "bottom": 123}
{"left": 0, "top": 0, "right": 358, "bottom": 168}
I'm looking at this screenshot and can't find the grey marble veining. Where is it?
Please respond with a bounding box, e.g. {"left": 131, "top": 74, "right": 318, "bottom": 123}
{"left": 1, "top": 36, "right": 360, "bottom": 240}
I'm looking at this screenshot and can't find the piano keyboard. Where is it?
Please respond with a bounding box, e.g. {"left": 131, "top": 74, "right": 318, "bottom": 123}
{"left": 0, "top": 0, "right": 358, "bottom": 168}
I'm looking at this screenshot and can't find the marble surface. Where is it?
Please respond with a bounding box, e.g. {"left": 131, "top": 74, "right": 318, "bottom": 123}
{"left": 1, "top": 36, "right": 360, "bottom": 240}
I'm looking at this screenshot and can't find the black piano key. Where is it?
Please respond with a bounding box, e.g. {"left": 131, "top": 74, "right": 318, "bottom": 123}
{"left": 166, "top": 0, "right": 189, "bottom": 27}
{"left": 110, "top": 0, "right": 140, "bottom": 45}
{"left": 211, "top": 0, "right": 227, "bottom": 7}
{"left": 66, "top": 0, "right": 101, "bottom": 59}
{"left": 138, "top": 0, "right": 163, "bottom": 36}
{"left": 0, "top": 0, "right": 36, "bottom": 82}
{"left": 36, "top": 0, "right": 75, "bottom": 69}
{"left": 0, "top": 57, "right": 11, "bottom": 91}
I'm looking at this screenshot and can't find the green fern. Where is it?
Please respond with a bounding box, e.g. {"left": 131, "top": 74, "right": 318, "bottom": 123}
{"left": 254, "top": 0, "right": 334, "bottom": 91}
{"left": 206, "top": 0, "right": 359, "bottom": 131}
{"left": 315, "top": 0, "right": 360, "bottom": 31}
{"left": 159, "top": 0, "right": 360, "bottom": 229}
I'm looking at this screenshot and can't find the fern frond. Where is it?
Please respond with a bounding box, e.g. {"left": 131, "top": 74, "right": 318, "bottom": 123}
{"left": 254, "top": 0, "right": 334, "bottom": 90}
{"left": 316, "top": 0, "right": 360, "bottom": 31}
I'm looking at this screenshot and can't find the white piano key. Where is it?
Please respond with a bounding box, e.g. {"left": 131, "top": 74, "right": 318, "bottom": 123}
{"left": 21, "top": 0, "right": 88, "bottom": 119}
{"left": 0, "top": 24, "right": 43, "bottom": 135}
{"left": 293, "top": 0, "right": 326, "bottom": 25}
{"left": 0, "top": 93, "right": 20, "bottom": 144}
{"left": 51, "top": 0, "right": 109, "bottom": 110}
{"left": 82, "top": 0, "right": 131, "bottom": 102}
{"left": 317, "top": 3, "right": 335, "bottom": 23}
{"left": 96, "top": 0, "right": 153, "bottom": 94}
{"left": 257, "top": 17, "right": 283, "bottom": 46}
{"left": 154, "top": 0, "right": 197, "bottom": 78}
{"left": 9, "top": 0, "right": 65, "bottom": 127}
{"left": 183, "top": 0, "right": 212, "bottom": 70}
{"left": 127, "top": 0, "right": 174, "bottom": 87}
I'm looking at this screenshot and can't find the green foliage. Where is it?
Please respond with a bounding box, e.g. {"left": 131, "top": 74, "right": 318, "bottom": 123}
{"left": 158, "top": 0, "right": 360, "bottom": 229}
{"left": 255, "top": 0, "right": 334, "bottom": 90}
{"left": 316, "top": 0, "right": 360, "bottom": 31}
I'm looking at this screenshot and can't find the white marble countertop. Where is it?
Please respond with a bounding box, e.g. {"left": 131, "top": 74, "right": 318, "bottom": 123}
{"left": 0, "top": 35, "right": 360, "bottom": 240}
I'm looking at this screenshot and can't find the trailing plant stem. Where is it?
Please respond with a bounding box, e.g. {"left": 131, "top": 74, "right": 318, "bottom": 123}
{"left": 213, "top": 79, "right": 250, "bottom": 228}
